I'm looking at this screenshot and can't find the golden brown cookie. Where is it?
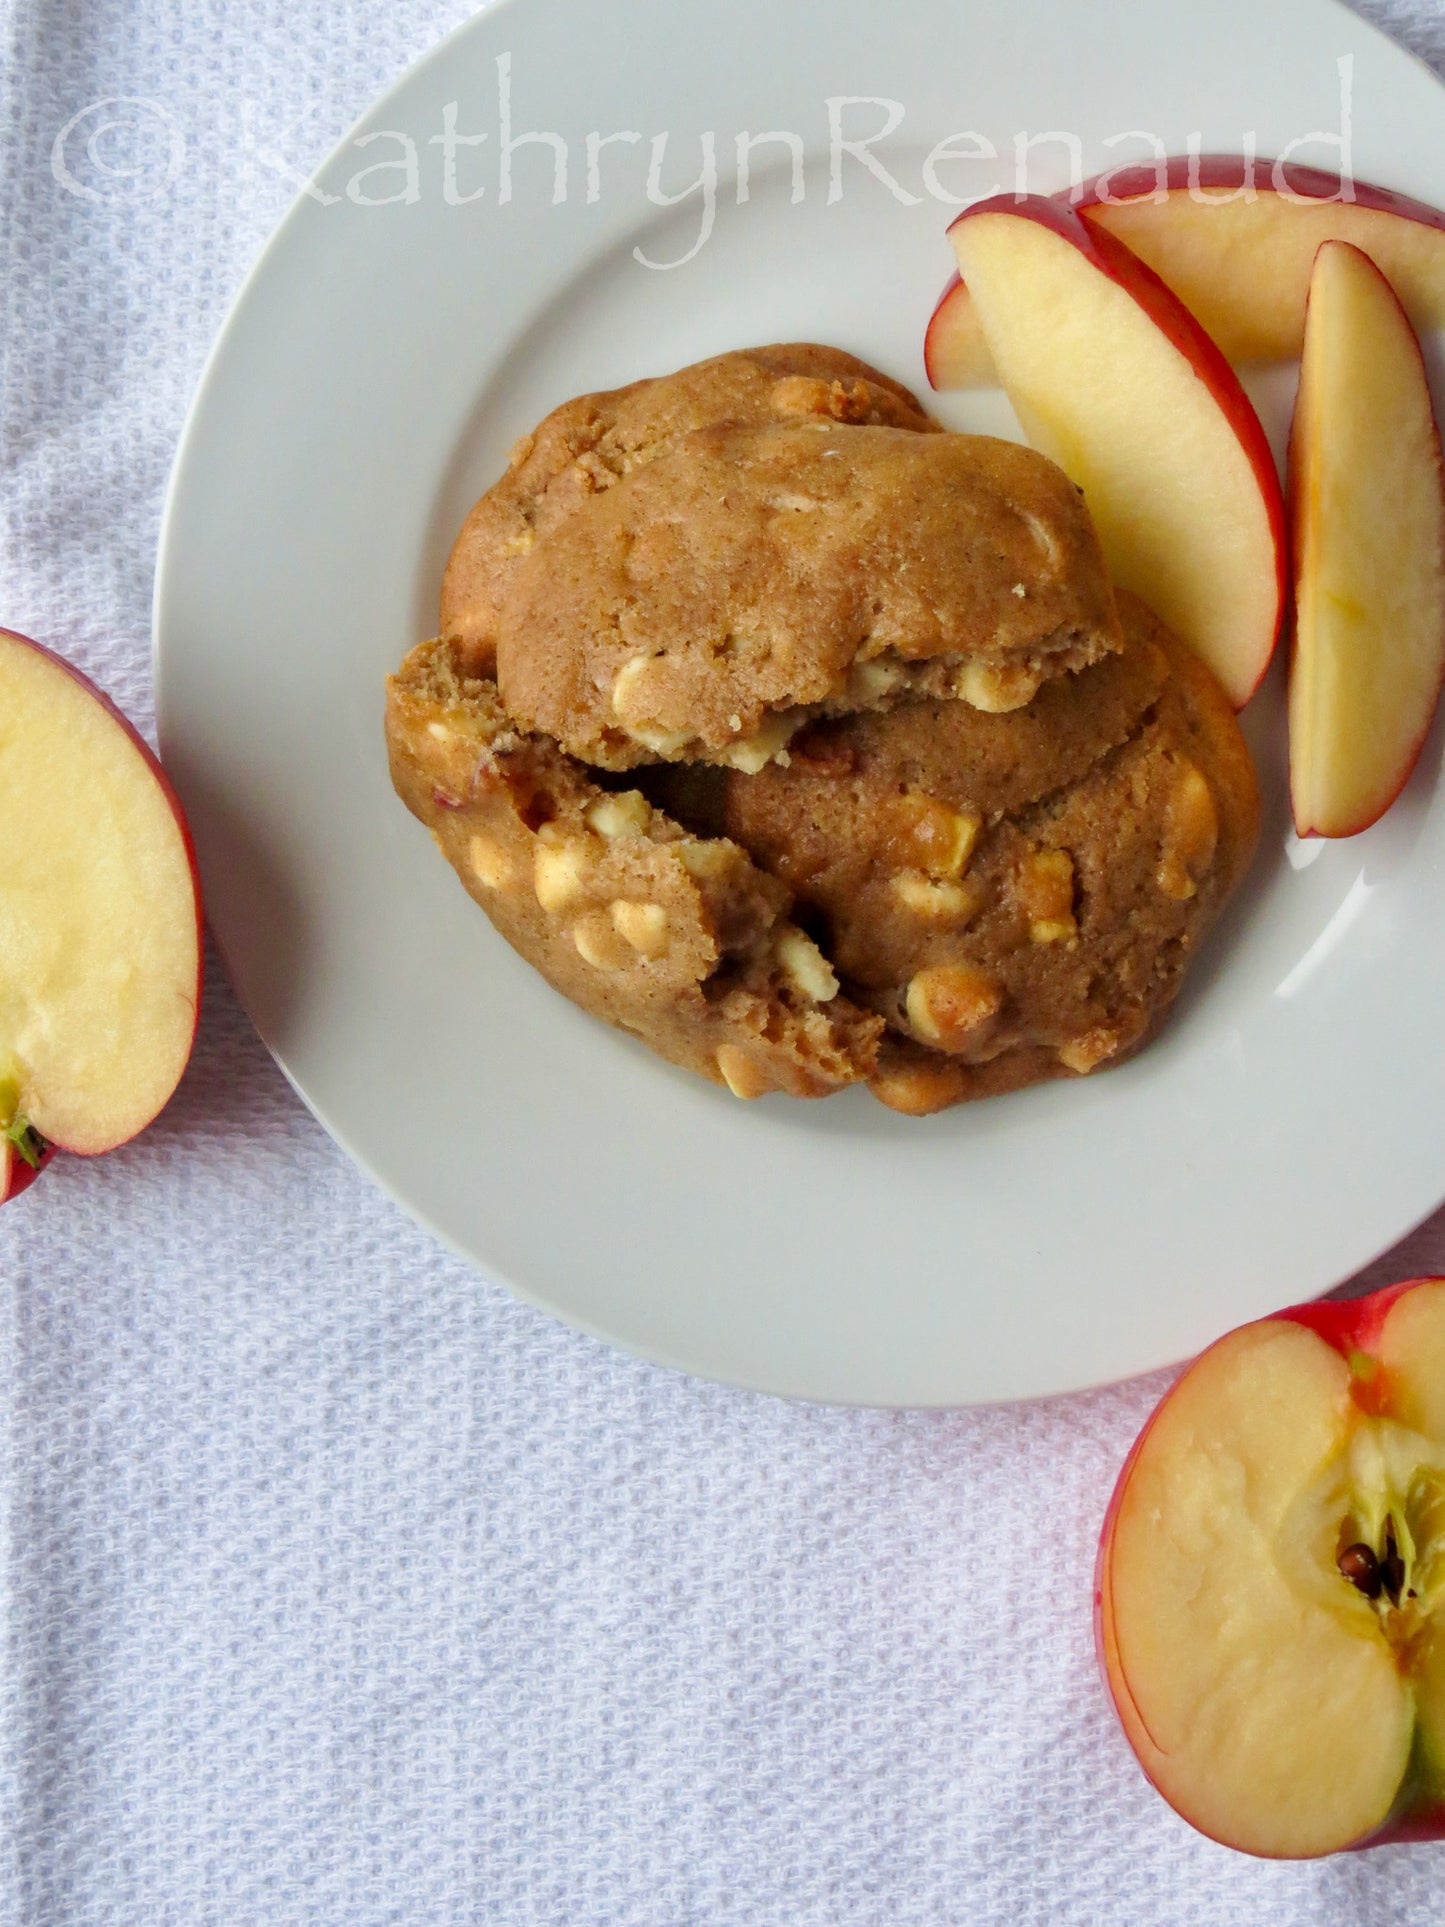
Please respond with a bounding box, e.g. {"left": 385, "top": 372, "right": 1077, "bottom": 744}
{"left": 399, "top": 335, "right": 1256, "bottom": 1113}
{"left": 655, "top": 592, "right": 1259, "bottom": 1112}
{"left": 385, "top": 636, "right": 884, "bottom": 1098}
{"left": 441, "top": 343, "right": 937, "bottom": 678}
{"left": 496, "top": 421, "right": 1120, "bottom": 771}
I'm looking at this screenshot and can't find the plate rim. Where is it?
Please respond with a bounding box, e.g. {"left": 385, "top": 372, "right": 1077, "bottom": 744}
{"left": 154, "top": 0, "right": 1445, "bottom": 1406}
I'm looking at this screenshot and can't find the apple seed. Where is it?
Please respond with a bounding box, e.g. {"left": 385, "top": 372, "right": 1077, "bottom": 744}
{"left": 1337, "top": 1542, "right": 1383, "bottom": 1599}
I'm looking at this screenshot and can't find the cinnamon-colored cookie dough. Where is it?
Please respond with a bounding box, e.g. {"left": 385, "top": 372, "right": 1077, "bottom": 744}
{"left": 386, "top": 636, "right": 883, "bottom": 1099}
{"left": 441, "top": 343, "right": 937, "bottom": 679}
{"left": 390, "top": 346, "right": 1258, "bottom": 1111}
{"left": 496, "top": 421, "right": 1120, "bottom": 772}
{"left": 659, "top": 593, "right": 1258, "bottom": 1112}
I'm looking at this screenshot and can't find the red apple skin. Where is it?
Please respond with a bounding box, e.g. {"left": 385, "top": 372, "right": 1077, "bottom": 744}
{"left": 945, "top": 195, "right": 1289, "bottom": 706}
{"left": 1095, "top": 1277, "right": 1445, "bottom": 1857}
{"left": 1073, "top": 157, "right": 1445, "bottom": 234}
{"left": 923, "top": 272, "right": 963, "bottom": 390}
{"left": 929, "top": 161, "right": 1445, "bottom": 389}
{"left": 923, "top": 270, "right": 997, "bottom": 390}
{"left": 1286, "top": 250, "right": 1445, "bottom": 838}
{"left": 0, "top": 629, "right": 205, "bottom": 1156}
{"left": 0, "top": 1139, "right": 53, "bottom": 1205}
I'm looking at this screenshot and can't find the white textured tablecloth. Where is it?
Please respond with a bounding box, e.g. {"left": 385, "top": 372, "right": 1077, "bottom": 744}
{"left": 4, "top": 3, "right": 1445, "bottom": 1921}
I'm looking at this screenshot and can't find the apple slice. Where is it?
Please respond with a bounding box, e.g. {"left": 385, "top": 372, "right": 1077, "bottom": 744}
{"left": 947, "top": 195, "right": 1286, "bottom": 706}
{"left": 1288, "top": 241, "right": 1445, "bottom": 837}
{"left": 1098, "top": 1277, "right": 1445, "bottom": 1859}
{"left": 1081, "top": 159, "right": 1445, "bottom": 364}
{"left": 928, "top": 161, "right": 1445, "bottom": 389}
{"left": 923, "top": 271, "right": 995, "bottom": 390}
{"left": 0, "top": 629, "right": 203, "bottom": 1176}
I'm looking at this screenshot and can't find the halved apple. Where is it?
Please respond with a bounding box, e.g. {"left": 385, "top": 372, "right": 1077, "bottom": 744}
{"left": 947, "top": 196, "right": 1286, "bottom": 706}
{"left": 1288, "top": 241, "right": 1445, "bottom": 837}
{"left": 0, "top": 628, "right": 203, "bottom": 1187}
{"left": 928, "top": 161, "right": 1445, "bottom": 389}
{"left": 1098, "top": 1277, "right": 1445, "bottom": 1859}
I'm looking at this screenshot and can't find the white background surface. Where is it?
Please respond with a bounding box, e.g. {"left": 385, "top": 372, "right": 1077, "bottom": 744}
{"left": 4, "top": 0, "right": 1445, "bottom": 1920}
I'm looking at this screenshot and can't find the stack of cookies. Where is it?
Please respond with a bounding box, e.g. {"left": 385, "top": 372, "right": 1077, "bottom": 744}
{"left": 386, "top": 346, "right": 1258, "bottom": 1113}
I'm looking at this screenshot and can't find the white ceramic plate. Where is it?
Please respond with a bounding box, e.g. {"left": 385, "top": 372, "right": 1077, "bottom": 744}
{"left": 155, "top": 0, "right": 1445, "bottom": 1404}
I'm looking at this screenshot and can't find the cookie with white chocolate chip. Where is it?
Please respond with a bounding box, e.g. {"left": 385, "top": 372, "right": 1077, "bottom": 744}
{"left": 441, "top": 343, "right": 938, "bottom": 680}
{"left": 496, "top": 421, "right": 1121, "bottom": 773}
{"left": 385, "top": 636, "right": 884, "bottom": 1099}
{"left": 393, "top": 339, "right": 1256, "bottom": 1113}
{"left": 664, "top": 592, "right": 1258, "bottom": 1112}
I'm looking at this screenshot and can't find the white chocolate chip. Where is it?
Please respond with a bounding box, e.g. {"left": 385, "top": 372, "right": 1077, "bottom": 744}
{"left": 676, "top": 839, "right": 736, "bottom": 880}
{"left": 955, "top": 661, "right": 1043, "bottom": 713}
{"left": 847, "top": 657, "right": 903, "bottom": 703}
{"left": 534, "top": 833, "right": 595, "bottom": 912}
{"left": 717, "top": 711, "right": 798, "bottom": 773}
{"left": 715, "top": 1044, "right": 773, "bottom": 1099}
{"left": 1018, "top": 848, "right": 1077, "bottom": 943}
{"left": 628, "top": 722, "right": 693, "bottom": 756}
{"left": 904, "top": 965, "right": 1003, "bottom": 1052}
{"left": 891, "top": 872, "right": 981, "bottom": 922}
{"left": 427, "top": 721, "right": 452, "bottom": 742}
{"left": 1021, "top": 509, "right": 1062, "bottom": 574}
{"left": 1058, "top": 1028, "right": 1121, "bottom": 1075}
{"left": 611, "top": 900, "right": 669, "bottom": 959}
{"left": 572, "top": 912, "right": 628, "bottom": 971}
{"left": 586, "top": 791, "right": 653, "bottom": 840}
{"left": 612, "top": 654, "right": 662, "bottom": 723}
{"left": 1157, "top": 762, "right": 1219, "bottom": 900}
{"left": 775, "top": 929, "right": 839, "bottom": 1003}
{"left": 868, "top": 1057, "right": 966, "bottom": 1117}
{"left": 888, "top": 794, "right": 982, "bottom": 879}
{"left": 591, "top": 641, "right": 685, "bottom": 753}
{"left": 468, "top": 834, "right": 514, "bottom": 890}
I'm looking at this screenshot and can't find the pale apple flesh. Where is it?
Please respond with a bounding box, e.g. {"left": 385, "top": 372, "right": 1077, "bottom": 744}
{"left": 1098, "top": 1278, "right": 1445, "bottom": 1859}
{"left": 927, "top": 161, "right": 1445, "bottom": 389}
{"left": 923, "top": 272, "right": 994, "bottom": 390}
{"left": 1288, "top": 241, "right": 1445, "bottom": 837}
{"left": 0, "top": 630, "right": 203, "bottom": 1160}
{"left": 1082, "top": 161, "right": 1445, "bottom": 364}
{"left": 947, "top": 196, "right": 1285, "bottom": 707}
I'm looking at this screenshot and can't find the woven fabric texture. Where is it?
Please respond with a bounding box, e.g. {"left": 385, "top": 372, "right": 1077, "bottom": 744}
{"left": 2, "top": 2, "right": 1443, "bottom": 1921}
